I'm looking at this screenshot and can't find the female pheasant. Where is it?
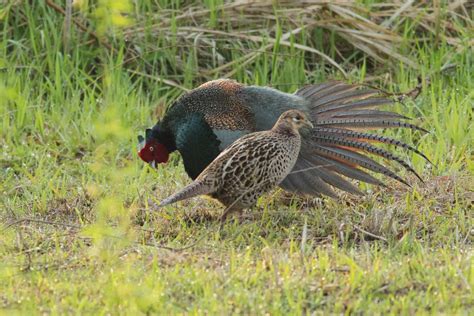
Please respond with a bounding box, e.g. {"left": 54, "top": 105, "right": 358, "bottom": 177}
{"left": 158, "top": 110, "right": 313, "bottom": 222}
{"left": 139, "top": 79, "right": 429, "bottom": 197}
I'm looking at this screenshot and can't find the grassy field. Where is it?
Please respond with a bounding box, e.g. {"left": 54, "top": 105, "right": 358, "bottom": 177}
{"left": 1, "top": 1, "right": 473, "bottom": 314}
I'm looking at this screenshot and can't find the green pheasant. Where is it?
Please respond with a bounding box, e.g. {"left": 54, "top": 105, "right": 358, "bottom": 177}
{"left": 139, "top": 79, "right": 429, "bottom": 197}
{"left": 159, "top": 110, "right": 313, "bottom": 222}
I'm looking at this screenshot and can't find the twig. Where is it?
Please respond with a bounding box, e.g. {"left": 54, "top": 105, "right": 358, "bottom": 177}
{"left": 165, "top": 26, "right": 347, "bottom": 78}
{"left": 353, "top": 224, "right": 388, "bottom": 242}
{"left": 3, "top": 218, "right": 81, "bottom": 232}
{"left": 63, "top": 0, "right": 73, "bottom": 53}
{"left": 212, "top": 24, "right": 315, "bottom": 77}
{"left": 126, "top": 69, "right": 190, "bottom": 91}
{"left": 3, "top": 216, "right": 211, "bottom": 253}
{"left": 45, "top": 0, "right": 113, "bottom": 51}
{"left": 361, "top": 61, "right": 457, "bottom": 103}
{"left": 381, "top": 0, "right": 415, "bottom": 28}
{"left": 138, "top": 233, "right": 208, "bottom": 252}
{"left": 300, "top": 218, "right": 308, "bottom": 253}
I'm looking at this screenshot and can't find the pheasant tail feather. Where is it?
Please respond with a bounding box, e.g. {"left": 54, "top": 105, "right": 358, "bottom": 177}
{"left": 159, "top": 179, "right": 214, "bottom": 207}
{"left": 281, "top": 81, "right": 429, "bottom": 196}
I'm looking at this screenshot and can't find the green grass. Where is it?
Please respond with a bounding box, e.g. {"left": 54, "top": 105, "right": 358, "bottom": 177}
{"left": 1, "top": 1, "right": 473, "bottom": 314}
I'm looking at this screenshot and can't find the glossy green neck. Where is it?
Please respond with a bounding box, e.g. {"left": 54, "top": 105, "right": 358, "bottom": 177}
{"left": 173, "top": 113, "right": 221, "bottom": 179}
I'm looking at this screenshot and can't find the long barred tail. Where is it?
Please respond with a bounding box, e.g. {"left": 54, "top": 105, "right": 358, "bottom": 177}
{"left": 280, "top": 81, "right": 430, "bottom": 197}
{"left": 159, "top": 179, "right": 214, "bottom": 207}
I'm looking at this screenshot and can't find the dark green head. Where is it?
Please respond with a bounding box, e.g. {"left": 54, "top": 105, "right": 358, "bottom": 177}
{"left": 137, "top": 113, "right": 221, "bottom": 179}
{"left": 137, "top": 124, "right": 176, "bottom": 168}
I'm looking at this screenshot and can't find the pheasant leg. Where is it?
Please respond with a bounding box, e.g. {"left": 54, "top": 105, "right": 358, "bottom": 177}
{"left": 219, "top": 206, "right": 242, "bottom": 230}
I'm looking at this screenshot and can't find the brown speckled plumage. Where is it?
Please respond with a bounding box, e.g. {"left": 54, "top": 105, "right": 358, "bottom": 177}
{"left": 141, "top": 79, "right": 429, "bottom": 198}
{"left": 169, "top": 79, "right": 255, "bottom": 131}
{"left": 159, "top": 110, "right": 313, "bottom": 222}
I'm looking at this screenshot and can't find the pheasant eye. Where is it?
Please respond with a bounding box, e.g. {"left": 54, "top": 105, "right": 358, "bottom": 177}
{"left": 149, "top": 146, "right": 154, "bottom": 152}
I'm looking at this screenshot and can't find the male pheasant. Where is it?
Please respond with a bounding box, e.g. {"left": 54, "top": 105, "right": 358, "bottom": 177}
{"left": 159, "top": 110, "right": 313, "bottom": 222}
{"left": 139, "top": 79, "right": 429, "bottom": 197}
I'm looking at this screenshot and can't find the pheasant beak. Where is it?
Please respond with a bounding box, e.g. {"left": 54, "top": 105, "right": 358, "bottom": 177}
{"left": 149, "top": 160, "right": 156, "bottom": 168}
{"left": 301, "top": 118, "right": 314, "bottom": 129}
{"left": 301, "top": 113, "right": 314, "bottom": 129}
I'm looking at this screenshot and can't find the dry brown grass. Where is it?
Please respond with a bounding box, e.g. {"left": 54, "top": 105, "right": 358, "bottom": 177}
{"left": 117, "top": 1, "right": 472, "bottom": 82}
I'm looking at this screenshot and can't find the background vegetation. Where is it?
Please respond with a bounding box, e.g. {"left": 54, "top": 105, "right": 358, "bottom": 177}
{"left": 1, "top": 0, "right": 473, "bottom": 314}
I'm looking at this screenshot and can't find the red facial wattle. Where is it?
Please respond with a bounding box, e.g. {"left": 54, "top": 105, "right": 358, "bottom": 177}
{"left": 138, "top": 140, "right": 169, "bottom": 165}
